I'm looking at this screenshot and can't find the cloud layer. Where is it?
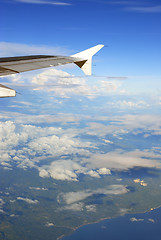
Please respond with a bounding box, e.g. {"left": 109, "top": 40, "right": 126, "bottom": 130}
{"left": 1, "top": 113, "right": 161, "bottom": 182}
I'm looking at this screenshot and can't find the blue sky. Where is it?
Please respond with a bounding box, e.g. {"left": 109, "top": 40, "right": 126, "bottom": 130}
{"left": 0, "top": 0, "right": 161, "bottom": 111}
{"left": 1, "top": 0, "right": 161, "bottom": 78}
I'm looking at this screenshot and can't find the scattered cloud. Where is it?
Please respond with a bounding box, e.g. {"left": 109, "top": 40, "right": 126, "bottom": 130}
{"left": 59, "top": 185, "right": 128, "bottom": 205}
{"left": 0, "top": 209, "right": 5, "bottom": 214}
{"left": 1, "top": 113, "right": 161, "bottom": 182}
{"left": 17, "top": 197, "right": 39, "bottom": 204}
{"left": 39, "top": 160, "right": 112, "bottom": 181}
{"left": 83, "top": 149, "right": 161, "bottom": 171}
{"left": 85, "top": 114, "right": 161, "bottom": 137}
{"left": 97, "top": 168, "right": 111, "bottom": 175}
{"left": 14, "top": 0, "right": 71, "bottom": 6}
{"left": 0, "top": 198, "right": 5, "bottom": 207}
{"left": 103, "top": 1, "right": 140, "bottom": 5}
{"left": 101, "top": 1, "right": 161, "bottom": 13}
{"left": 109, "top": 100, "right": 149, "bottom": 109}
{"left": 29, "top": 187, "right": 48, "bottom": 190}
{"left": 31, "top": 69, "right": 122, "bottom": 99}
{"left": 85, "top": 204, "right": 96, "bottom": 212}
{"left": 133, "top": 179, "right": 147, "bottom": 187}
{"left": 100, "top": 80, "right": 121, "bottom": 92}
{"left": 130, "top": 217, "right": 144, "bottom": 222}
{"left": 3, "top": 66, "right": 123, "bottom": 99}
{"left": 0, "top": 42, "right": 68, "bottom": 57}
{"left": 45, "top": 222, "right": 55, "bottom": 227}
{"left": 39, "top": 160, "right": 87, "bottom": 181}
{"left": 0, "top": 121, "right": 93, "bottom": 172}
{"left": 126, "top": 5, "right": 161, "bottom": 13}
{"left": 62, "top": 202, "right": 84, "bottom": 211}
{"left": 148, "top": 218, "right": 155, "bottom": 223}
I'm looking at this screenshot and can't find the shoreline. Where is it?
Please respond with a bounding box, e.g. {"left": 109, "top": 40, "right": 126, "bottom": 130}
{"left": 57, "top": 204, "right": 161, "bottom": 240}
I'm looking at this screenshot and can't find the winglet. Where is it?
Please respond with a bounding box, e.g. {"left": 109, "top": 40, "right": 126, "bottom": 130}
{"left": 0, "top": 84, "right": 16, "bottom": 98}
{"left": 71, "top": 44, "right": 104, "bottom": 75}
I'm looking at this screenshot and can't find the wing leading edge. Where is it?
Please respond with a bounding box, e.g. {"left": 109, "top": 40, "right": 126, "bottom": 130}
{"left": 0, "top": 44, "right": 104, "bottom": 97}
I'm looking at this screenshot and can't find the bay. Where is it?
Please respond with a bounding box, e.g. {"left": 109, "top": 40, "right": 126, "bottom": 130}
{"left": 62, "top": 207, "right": 161, "bottom": 240}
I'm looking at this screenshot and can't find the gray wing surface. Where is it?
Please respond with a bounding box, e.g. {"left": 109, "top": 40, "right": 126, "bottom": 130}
{"left": 0, "top": 55, "right": 76, "bottom": 77}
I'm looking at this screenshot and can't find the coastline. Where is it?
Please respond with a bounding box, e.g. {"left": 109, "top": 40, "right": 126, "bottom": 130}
{"left": 57, "top": 204, "right": 161, "bottom": 240}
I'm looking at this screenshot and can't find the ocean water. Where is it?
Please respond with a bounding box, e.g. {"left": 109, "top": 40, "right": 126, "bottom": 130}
{"left": 62, "top": 207, "right": 161, "bottom": 240}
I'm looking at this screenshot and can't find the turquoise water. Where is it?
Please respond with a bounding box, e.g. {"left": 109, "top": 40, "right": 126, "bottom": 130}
{"left": 62, "top": 207, "right": 161, "bottom": 240}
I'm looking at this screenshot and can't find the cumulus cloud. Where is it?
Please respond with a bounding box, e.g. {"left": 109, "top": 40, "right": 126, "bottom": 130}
{"left": 1, "top": 118, "right": 161, "bottom": 182}
{"left": 97, "top": 168, "right": 111, "bottom": 175}
{"left": 39, "top": 160, "right": 84, "bottom": 181}
{"left": 39, "top": 160, "right": 112, "bottom": 181}
{"left": 61, "top": 202, "right": 84, "bottom": 211}
{"left": 17, "top": 197, "right": 39, "bottom": 204}
{"left": 85, "top": 204, "right": 96, "bottom": 212}
{"left": 59, "top": 185, "right": 128, "bottom": 205}
{"left": 0, "top": 121, "right": 93, "bottom": 173}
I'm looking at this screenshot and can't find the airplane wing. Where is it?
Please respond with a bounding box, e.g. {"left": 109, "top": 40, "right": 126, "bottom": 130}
{"left": 0, "top": 44, "right": 104, "bottom": 97}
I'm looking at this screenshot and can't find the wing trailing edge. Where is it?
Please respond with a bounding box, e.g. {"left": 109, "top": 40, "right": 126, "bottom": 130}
{"left": 0, "top": 44, "right": 104, "bottom": 97}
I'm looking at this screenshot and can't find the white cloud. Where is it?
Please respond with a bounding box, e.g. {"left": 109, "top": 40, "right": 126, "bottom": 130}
{"left": 97, "top": 168, "right": 111, "bottom": 175}
{"left": 0, "top": 121, "right": 93, "bottom": 174}
{"left": 1, "top": 118, "right": 161, "bottom": 182}
{"left": 100, "top": 80, "right": 121, "bottom": 92}
{"left": 0, "top": 42, "right": 68, "bottom": 57}
{"left": 109, "top": 100, "right": 149, "bottom": 109}
{"left": 17, "top": 197, "right": 39, "bottom": 204}
{"left": 59, "top": 185, "right": 128, "bottom": 205}
{"left": 85, "top": 114, "right": 161, "bottom": 137}
{"left": 39, "top": 160, "right": 82, "bottom": 181}
{"left": 130, "top": 217, "right": 144, "bottom": 222}
{"left": 0, "top": 112, "right": 80, "bottom": 125}
{"left": 15, "top": 0, "right": 71, "bottom": 6}
{"left": 31, "top": 68, "right": 103, "bottom": 99}
{"left": 148, "top": 218, "right": 155, "bottom": 223}
{"left": 127, "top": 5, "right": 161, "bottom": 13}
{"left": 29, "top": 187, "right": 48, "bottom": 191}
{"left": 0, "top": 209, "right": 5, "bottom": 214}
{"left": 0, "top": 198, "right": 5, "bottom": 206}
{"left": 103, "top": 139, "right": 113, "bottom": 144}
{"left": 119, "top": 208, "right": 130, "bottom": 215}
{"left": 3, "top": 67, "right": 123, "bottom": 99}
{"left": 86, "top": 170, "right": 100, "bottom": 178}
{"left": 38, "top": 159, "right": 112, "bottom": 181}
{"left": 83, "top": 149, "right": 161, "bottom": 171}
{"left": 86, "top": 204, "right": 96, "bottom": 212}
{"left": 45, "top": 222, "right": 55, "bottom": 227}
{"left": 62, "top": 202, "right": 84, "bottom": 211}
